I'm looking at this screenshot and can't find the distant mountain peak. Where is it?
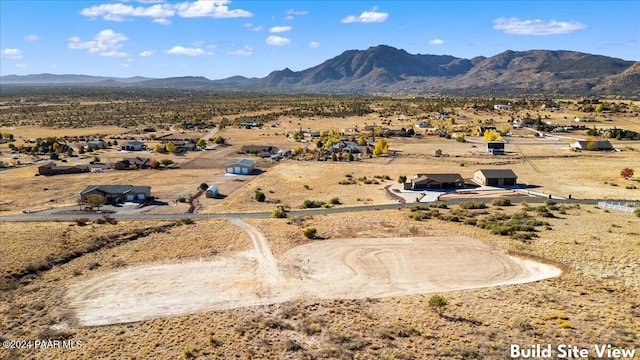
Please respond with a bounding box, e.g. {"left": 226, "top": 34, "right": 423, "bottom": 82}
{"left": 1, "top": 45, "right": 637, "bottom": 95}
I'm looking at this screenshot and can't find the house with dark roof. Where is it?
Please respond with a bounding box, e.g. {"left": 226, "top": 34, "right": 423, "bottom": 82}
{"left": 473, "top": 169, "right": 518, "bottom": 186}
{"left": 87, "top": 140, "right": 105, "bottom": 149}
{"left": 79, "top": 185, "right": 151, "bottom": 203}
{"left": 240, "top": 145, "right": 279, "bottom": 157}
{"left": 113, "top": 157, "right": 157, "bottom": 170}
{"left": 38, "top": 162, "right": 89, "bottom": 176}
{"left": 404, "top": 173, "right": 465, "bottom": 190}
{"left": 121, "top": 140, "right": 146, "bottom": 151}
{"left": 570, "top": 140, "right": 614, "bottom": 151}
{"left": 226, "top": 159, "right": 255, "bottom": 175}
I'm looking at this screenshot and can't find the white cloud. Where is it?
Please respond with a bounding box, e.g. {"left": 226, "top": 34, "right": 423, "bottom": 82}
{"left": 153, "top": 17, "right": 171, "bottom": 25}
{"left": 1, "top": 48, "right": 23, "bottom": 59}
{"left": 308, "top": 41, "right": 320, "bottom": 48}
{"left": 68, "top": 29, "right": 128, "bottom": 56}
{"left": 121, "top": 63, "right": 130, "bottom": 68}
{"left": 16, "top": 64, "right": 27, "bottom": 68}
{"left": 175, "top": 0, "right": 252, "bottom": 18}
{"left": 80, "top": 3, "right": 174, "bottom": 22}
{"left": 286, "top": 9, "right": 308, "bottom": 16}
{"left": 165, "top": 45, "right": 213, "bottom": 56}
{"left": 139, "top": 50, "right": 155, "bottom": 57}
{"left": 244, "top": 22, "right": 262, "bottom": 31}
{"left": 342, "top": 6, "right": 388, "bottom": 23}
{"left": 100, "top": 51, "right": 129, "bottom": 57}
{"left": 269, "top": 26, "right": 292, "bottom": 33}
{"left": 24, "top": 34, "right": 40, "bottom": 41}
{"left": 52, "top": 64, "right": 58, "bottom": 68}
{"left": 226, "top": 45, "right": 252, "bottom": 56}
{"left": 428, "top": 39, "right": 444, "bottom": 45}
{"left": 266, "top": 36, "right": 290, "bottom": 46}
{"left": 492, "top": 17, "right": 586, "bottom": 35}
{"left": 80, "top": 1, "right": 250, "bottom": 23}
{"left": 284, "top": 8, "right": 308, "bottom": 19}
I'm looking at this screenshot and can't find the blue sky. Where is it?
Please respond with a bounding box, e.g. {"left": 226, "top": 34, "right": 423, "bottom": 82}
{"left": 1, "top": 1, "right": 638, "bottom": 79}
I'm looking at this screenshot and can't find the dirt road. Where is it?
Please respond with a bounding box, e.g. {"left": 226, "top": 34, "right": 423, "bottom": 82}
{"left": 67, "top": 221, "right": 561, "bottom": 326}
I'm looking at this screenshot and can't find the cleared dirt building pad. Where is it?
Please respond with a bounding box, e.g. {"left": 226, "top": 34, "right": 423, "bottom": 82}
{"left": 68, "top": 223, "right": 561, "bottom": 326}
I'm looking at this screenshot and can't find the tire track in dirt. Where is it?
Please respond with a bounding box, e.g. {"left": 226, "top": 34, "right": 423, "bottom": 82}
{"left": 229, "top": 218, "right": 280, "bottom": 282}
{"left": 67, "top": 228, "right": 562, "bottom": 326}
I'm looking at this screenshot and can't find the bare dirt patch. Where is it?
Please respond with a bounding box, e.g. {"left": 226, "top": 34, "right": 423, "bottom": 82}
{"left": 67, "top": 220, "right": 560, "bottom": 326}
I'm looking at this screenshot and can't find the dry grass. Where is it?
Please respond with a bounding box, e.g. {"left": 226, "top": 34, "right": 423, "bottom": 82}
{"left": 2, "top": 207, "right": 639, "bottom": 359}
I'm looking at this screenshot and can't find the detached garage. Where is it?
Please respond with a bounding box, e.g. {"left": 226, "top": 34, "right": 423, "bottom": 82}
{"left": 226, "top": 159, "right": 255, "bottom": 175}
{"left": 473, "top": 169, "right": 518, "bottom": 187}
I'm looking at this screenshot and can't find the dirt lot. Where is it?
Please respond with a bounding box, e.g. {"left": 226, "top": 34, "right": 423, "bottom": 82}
{"left": 67, "top": 219, "right": 560, "bottom": 326}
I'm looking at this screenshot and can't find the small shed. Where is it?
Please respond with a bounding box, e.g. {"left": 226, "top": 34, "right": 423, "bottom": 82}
{"left": 226, "top": 159, "right": 255, "bottom": 175}
{"left": 487, "top": 142, "right": 505, "bottom": 155}
{"left": 205, "top": 185, "right": 219, "bottom": 198}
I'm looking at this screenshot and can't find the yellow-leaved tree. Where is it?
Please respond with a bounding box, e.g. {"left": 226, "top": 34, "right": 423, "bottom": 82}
{"left": 484, "top": 130, "right": 502, "bottom": 142}
{"left": 373, "top": 139, "right": 389, "bottom": 156}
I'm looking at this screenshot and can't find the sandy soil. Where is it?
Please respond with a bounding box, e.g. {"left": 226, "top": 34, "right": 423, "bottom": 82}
{"left": 67, "top": 219, "right": 560, "bottom": 327}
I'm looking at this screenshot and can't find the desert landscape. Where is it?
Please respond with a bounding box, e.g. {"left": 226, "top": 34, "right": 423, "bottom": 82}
{"left": 1, "top": 87, "right": 639, "bottom": 359}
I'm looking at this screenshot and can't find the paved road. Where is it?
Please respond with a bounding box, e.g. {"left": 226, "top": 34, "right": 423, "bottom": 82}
{"left": 0, "top": 197, "right": 613, "bottom": 222}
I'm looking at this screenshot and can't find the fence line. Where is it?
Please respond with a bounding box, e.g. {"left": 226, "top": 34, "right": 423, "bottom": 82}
{"left": 597, "top": 201, "right": 637, "bottom": 213}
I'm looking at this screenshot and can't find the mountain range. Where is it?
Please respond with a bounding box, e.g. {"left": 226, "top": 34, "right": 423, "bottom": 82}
{"left": 2, "top": 45, "right": 638, "bottom": 96}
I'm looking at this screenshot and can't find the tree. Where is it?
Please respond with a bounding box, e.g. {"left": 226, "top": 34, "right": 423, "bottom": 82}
{"left": 428, "top": 294, "right": 447, "bottom": 316}
{"left": 49, "top": 152, "right": 59, "bottom": 160}
{"left": 293, "top": 145, "right": 304, "bottom": 156}
{"left": 357, "top": 136, "right": 367, "bottom": 146}
{"left": 165, "top": 142, "right": 176, "bottom": 153}
{"left": 303, "top": 227, "right": 317, "bottom": 239}
{"left": 595, "top": 104, "right": 605, "bottom": 113}
{"left": 159, "top": 159, "right": 174, "bottom": 167}
{"left": 199, "top": 183, "right": 209, "bottom": 191}
{"left": 213, "top": 136, "right": 226, "bottom": 144}
{"left": 271, "top": 205, "right": 287, "bottom": 218}
{"left": 621, "top": 167, "right": 634, "bottom": 179}
{"left": 398, "top": 175, "right": 407, "bottom": 184}
{"left": 85, "top": 194, "right": 105, "bottom": 210}
{"left": 255, "top": 190, "right": 266, "bottom": 202}
{"left": 196, "top": 138, "right": 207, "bottom": 149}
{"left": 484, "top": 130, "right": 502, "bottom": 142}
{"left": 373, "top": 139, "right": 388, "bottom": 156}
{"left": 154, "top": 143, "right": 164, "bottom": 153}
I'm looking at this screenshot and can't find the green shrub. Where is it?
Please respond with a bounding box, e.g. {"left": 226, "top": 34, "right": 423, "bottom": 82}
{"left": 301, "top": 200, "right": 325, "bottom": 209}
{"left": 329, "top": 197, "right": 341, "bottom": 205}
{"left": 428, "top": 295, "right": 447, "bottom": 315}
{"left": 74, "top": 218, "right": 89, "bottom": 226}
{"left": 255, "top": 190, "right": 266, "bottom": 202}
{"left": 459, "top": 201, "right": 487, "bottom": 210}
{"left": 635, "top": 208, "right": 640, "bottom": 217}
{"left": 272, "top": 205, "right": 287, "bottom": 218}
{"left": 303, "top": 227, "right": 317, "bottom": 239}
{"left": 491, "top": 198, "right": 512, "bottom": 206}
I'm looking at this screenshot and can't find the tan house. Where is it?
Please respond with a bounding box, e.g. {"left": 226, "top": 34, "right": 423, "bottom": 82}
{"left": 473, "top": 169, "right": 518, "bottom": 186}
